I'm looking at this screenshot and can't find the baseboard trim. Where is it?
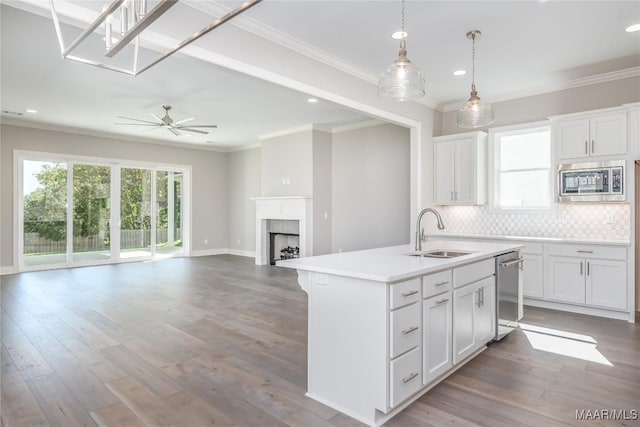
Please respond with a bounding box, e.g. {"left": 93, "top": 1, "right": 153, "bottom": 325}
{"left": 190, "top": 248, "right": 230, "bottom": 257}
{"left": 227, "top": 249, "right": 256, "bottom": 258}
{"left": 524, "top": 298, "right": 633, "bottom": 322}
{"left": 0, "top": 266, "right": 17, "bottom": 275}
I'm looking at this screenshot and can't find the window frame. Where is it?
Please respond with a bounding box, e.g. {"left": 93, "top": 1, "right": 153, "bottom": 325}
{"left": 488, "top": 120, "right": 556, "bottom": 214}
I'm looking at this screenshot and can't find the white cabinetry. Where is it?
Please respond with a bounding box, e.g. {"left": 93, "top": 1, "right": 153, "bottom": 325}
{"left": 626, "top": 103, "right": 640, "bottom": 157}
{"left": 433, "top": 132, "right": 487, "bottom": 205}
{"left": 451, "top": 260, "right": 495, "bottom": 365}
{"left": 554, "top": 110, "right": 627, "bottom": 160}
{"left": 545, "top": 244, "right": 627, "bottom": 310}
{"left": 422, "top": 270, "right": 452, "bottom": 385}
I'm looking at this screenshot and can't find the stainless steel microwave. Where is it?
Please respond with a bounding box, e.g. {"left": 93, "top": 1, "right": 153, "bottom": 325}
{"left": 557, "top": 160, "right": 625, "bottom": 202}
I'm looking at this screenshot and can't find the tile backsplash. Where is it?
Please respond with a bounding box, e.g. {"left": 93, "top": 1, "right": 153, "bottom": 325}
{"left": 437, "top": 204, "right": 631, "bottom": 242}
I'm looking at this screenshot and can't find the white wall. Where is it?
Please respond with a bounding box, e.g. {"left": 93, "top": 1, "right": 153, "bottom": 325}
{"left": 0, "top": 124, "right": 229, "bottom": 269}
{"left": 260, "top": 130, "right": 313, "bottom": 197}
{"left": 228, "top": 147, "right": 261, "bottom": 255}
{"left": 332, "top": 124, "right": 410, "bottom": 253}
{"left": 312, "top": 130, "right": 332, "bottom": 255}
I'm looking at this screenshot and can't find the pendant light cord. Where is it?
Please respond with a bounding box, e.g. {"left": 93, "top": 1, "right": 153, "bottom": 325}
{"left": 471, "top": 32, "right": 476, "bottom": 91}
{"left": 400, "top": 0, "right": 406, "bottom": 50}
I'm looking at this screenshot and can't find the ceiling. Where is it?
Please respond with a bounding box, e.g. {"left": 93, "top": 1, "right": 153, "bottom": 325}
{"left": 1, "top": 1, "right": 639, "bottom": 150}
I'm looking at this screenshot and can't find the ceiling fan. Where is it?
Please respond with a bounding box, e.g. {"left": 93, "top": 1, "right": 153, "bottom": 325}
{"left": 116, "top": 105, "right": 217, "bottom": 136}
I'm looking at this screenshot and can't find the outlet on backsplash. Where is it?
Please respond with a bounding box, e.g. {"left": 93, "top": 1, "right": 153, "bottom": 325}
{"left": 437, "top": 204, "right": 630, "bottom": 242}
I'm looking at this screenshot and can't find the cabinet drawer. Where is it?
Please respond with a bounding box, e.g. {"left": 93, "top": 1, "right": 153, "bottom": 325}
{"left": 520, "top": 242, "right": 543, "bottom": 255}
{"left": 390, "top": 278, "right": 421, "bottom": 310}
{"left": 389, "top": 347, "right": 422, "bottom": 408}
{"left": 453, "top": 259, "right": 494, "bottom": 288}
{"left": 390, "top": 302, "right": 421, "bottom": 359}
{"left": 546, "top": 243, "right": 626, "bottom": 260}
{"left": 422, "top": 269, "right": 452, "bottom": 298}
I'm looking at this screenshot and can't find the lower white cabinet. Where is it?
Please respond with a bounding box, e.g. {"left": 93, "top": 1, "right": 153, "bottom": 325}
{"left": 422, "top": 291, "right": 452, "bottom": 384}
{"left": 545, "top": 244, "right": 627, "bottom": 310}
{"left": 389, "top": 347, "right": 422, "bottom": 407}
{"left": 453, "top": 276, "right": 495, "bottom": 364}
{"left": 522, "top": 253, "right": 543, "bottom": 299}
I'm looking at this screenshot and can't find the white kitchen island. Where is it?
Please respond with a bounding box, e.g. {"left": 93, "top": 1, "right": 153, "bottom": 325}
{"left": 278, "top": 240, "right": 523, "bottom": 427}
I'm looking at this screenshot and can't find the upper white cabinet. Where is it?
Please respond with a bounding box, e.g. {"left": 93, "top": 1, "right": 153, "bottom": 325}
{"left": 625, "top": 103, "right": 640, "bottom": 157}
{"left": 553, "top": 110, "right": 627, "bottom": 160}
{"left": 433, "top": 132, "right": 487, "bottom": 205}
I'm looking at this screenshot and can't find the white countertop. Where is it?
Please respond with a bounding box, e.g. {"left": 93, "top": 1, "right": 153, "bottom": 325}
{"left": 427, "top": 232, "right": 630, "bottom": 246}
{"left": 277, "top": 240, "right": 523, "bottom": 283}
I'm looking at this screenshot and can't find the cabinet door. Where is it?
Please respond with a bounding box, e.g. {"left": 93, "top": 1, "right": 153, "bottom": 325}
{"left": 423, "top": 291, "right": 452, "bottom": 384}
{"left": 475, "top": 278, "right": 495, "bottom": 345}
{"left": 590, "top": 113, "right": 627, "bottom": 156}
{"left": 556, "top": 119, "right": 590, "bottom": 159}
{"left": 452, "top": 284, "right": 476, "bottom": 364}
{"left": 454, "top": 139, "right": 476, "bottom": 203}
{"left": 522, "top": 254, "right": 544, "bottom": 299}
{"left": 434, "top": 142, "right": 455, "bottom": 204}
{"left": 586, "top": 259, "right": 627, "bottom": 310}
{"left": 546, "top": 256, "right": 585, "bottom": 304}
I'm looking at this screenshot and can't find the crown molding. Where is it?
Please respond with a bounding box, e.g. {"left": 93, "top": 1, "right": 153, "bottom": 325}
{"left": 440, "top": 66, "right": 640, "bottom": 112}
{"left": 331, "top": 119, "right": 386, "bottom": 133}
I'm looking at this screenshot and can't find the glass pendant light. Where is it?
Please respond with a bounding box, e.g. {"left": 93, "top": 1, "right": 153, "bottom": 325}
{"left": 457, "top": 30, "right": 495, "bottom": 128}
{"left": 378, "top": 0, "right": 425, "bottom": 101}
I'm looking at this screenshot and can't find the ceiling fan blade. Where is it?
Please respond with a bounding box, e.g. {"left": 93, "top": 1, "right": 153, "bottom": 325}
{"left": 179, "top": 127, "right": 209, "bottom": 135}
{"left": 168, "top": 127, "right": 181, "bottom": 136}
{"left": 117, "top": 116, "right": 161, "bottom": 125}
{"left": 178, "top": 124, "right": 218, "bottom": 128}
{"left": 174, "top": 117, "right": 195, "bottom": 125}
{"left": 115, "top": 122, "right": 162, "bottom": 126}
{"left": 151, "top": 113, "right": 164, "bottom": 122}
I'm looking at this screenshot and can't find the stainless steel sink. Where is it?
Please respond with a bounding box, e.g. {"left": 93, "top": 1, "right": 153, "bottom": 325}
{"left": 406, "top": 250, "right": 473, "bottom": 258}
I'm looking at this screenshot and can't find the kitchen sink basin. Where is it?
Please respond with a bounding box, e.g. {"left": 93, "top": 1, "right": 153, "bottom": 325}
{"left": 406, "top": 250, "right": 473, "bottom": 258}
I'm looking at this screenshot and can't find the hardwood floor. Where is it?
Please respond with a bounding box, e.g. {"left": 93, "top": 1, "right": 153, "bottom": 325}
{"left": 1, "top": 255, "right": 639, "bottom": 427}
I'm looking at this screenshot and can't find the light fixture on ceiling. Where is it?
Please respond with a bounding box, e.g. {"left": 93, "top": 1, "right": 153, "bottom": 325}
{"left": 49, "top": 0, "right": 262, "bottom": 76}
{"left": 25, "top": 109, "right": 38, "bottom": 114}
{"left": 377, "top": 0, "right": 425, "bottom": 101}
{"left": 625, "top": 23, "right": 640, "bottom": 32}
{"left": 307, "top": 98, "right": 319, "bottom": 103}
{"left": 457, "top": 30, "right": 494, "bottom": 129}
{"left": 453, "top": 70, "right": 466, "bottom": 76}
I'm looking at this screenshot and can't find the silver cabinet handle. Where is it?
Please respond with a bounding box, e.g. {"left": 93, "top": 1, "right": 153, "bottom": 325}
{"left": 450, "top": 190, "right": 454, "bottom": 201}
{"left": 454, "top": 190, "right": 458, "bottom": 201}
{"left": 435, "top": 281, "right": 449, "bottom": 286}
{"left": 585, "top": 140, "right": 588, "bottom": 154}
{"left": 577, "top": 250, "right": 593, "bottom": 254}
{"left": 401, "top": 290, "right": 419, "bottom": 297}
{"left": 435, "top": 298, "right": 449, "bottom": 305}
{"left": 587, "top": 262, "right": 590, "bottom": 276}
{"left": 402, "top": 372, "right": 419, "bottom": 383}
{"left": 476, "top": 289, "right": 481, "bottom": 307}
{"left": 591, "top": 140, "right": 595, "bottom": 154}
{"left": 580, "top": 261, "right": 583, "bottom": 276}
{"left": 401, "top": 326, "right": 419, "bottom": 335}
{"left": 480, "top": 287, "right": 484, "bottom": 307}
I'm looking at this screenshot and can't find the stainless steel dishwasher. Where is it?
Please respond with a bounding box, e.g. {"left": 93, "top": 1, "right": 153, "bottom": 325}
{"left": 495, "top": 252, "right": 523, "bottom": 341}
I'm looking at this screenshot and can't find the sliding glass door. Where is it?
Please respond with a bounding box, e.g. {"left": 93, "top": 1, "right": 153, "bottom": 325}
{"left": 19, "top": 154, "right": 190, "bottom": 271}
{"left": 22, "top": 160, "right": 68, "bottom": 267}
{"left": 120, "top": 167, "right": 153, "bottom": 259}
{"left": 72, "top": 164, "right": 111, "bottom": 263}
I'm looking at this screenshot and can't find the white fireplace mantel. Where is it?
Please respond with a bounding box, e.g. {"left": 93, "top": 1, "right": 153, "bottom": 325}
{"left": 252, "top": 196, "right": 312, "bottom": 265}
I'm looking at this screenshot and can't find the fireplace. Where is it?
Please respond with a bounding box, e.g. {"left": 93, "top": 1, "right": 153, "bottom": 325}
{"left": 252, "top": 196, "right": 312, "bottom": 265}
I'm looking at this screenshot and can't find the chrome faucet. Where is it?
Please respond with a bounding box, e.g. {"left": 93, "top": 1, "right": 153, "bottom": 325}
{"left": 415, "top": 208, "right": 445, "bottom": 251}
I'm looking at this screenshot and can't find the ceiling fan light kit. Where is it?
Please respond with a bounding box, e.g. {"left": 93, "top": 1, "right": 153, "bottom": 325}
{"left": 116, "top": 105, "right": 218, "bottom": 136}
{"left": 456, "top": 30, "right": 495, "bottom": 129}
{"left": 48, "top": 0, "right": 262, "bottom": 76}
{"left": 377, "top": 0, "right": 425, "bottom": 101}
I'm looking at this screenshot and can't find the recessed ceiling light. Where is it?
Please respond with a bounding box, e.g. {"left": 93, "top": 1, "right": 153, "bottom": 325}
{"left": 453, "top": 70, "right": 466, "bottom": 76}
{"left": 625, "top": 24, "right": 640, "bottom": 32}
{"left": 307, "top": 98, "right": 318, "bottom": 103}
{"left": 25, "top": 108, "right": 38, "bottom": 114}
{"left": 391, "top": 31, "right": 407, "bottom": 40}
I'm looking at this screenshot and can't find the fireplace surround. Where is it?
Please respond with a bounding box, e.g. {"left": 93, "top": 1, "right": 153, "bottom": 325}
{"left": 252, "top": 196, "right": 312, "bottom": 265}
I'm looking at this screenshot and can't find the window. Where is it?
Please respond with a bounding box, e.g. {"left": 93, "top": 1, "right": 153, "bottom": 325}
{"left": 491, "top": 122, "right": 552, "bottom": 210}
